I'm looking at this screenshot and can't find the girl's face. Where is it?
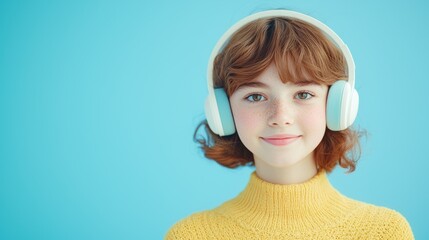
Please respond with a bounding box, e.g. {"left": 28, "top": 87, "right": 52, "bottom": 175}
{"left": 229, "top": 63, "right": 328, "bottom": 168}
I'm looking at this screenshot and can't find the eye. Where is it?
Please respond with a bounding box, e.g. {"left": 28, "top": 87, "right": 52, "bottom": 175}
{"left": 295, "top": 91, "right": 314, "bottom": 100}
{"left": 245, "top": 94, "right": 266, "bottom": 103}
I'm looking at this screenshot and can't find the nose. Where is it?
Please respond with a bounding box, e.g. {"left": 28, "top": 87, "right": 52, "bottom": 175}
{"left": 267, "top": 99, "right": 295, "bottom": 127}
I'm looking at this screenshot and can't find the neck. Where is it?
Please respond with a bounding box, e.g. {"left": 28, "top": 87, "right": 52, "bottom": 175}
{"left": 254, "top": 153, "right": 318, "bottom": 184}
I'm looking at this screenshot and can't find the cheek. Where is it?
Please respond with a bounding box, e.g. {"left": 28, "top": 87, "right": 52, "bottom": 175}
{"left": 232, "top": 107, "right": 260, "bottom": 130}
{"left": 312, "top": 107, "right": 326, "bottom": 124}
{"left": 299, "top": 104, "right": 327, "bottom": 135}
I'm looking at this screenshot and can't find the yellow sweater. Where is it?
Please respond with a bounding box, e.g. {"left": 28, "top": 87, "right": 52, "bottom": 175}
{"left": 165, "top": 170, "right": 414, "bottom": 239}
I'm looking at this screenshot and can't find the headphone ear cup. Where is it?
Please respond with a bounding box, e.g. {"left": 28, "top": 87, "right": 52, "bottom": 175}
{"left": 348, "top": 88, "right": 359, "bottom": 128}
{"left": 204, "top": 88, "right": 236, "bottom": 136}
{"left": 326, "top": 80, "right": 351, "bottom": 131}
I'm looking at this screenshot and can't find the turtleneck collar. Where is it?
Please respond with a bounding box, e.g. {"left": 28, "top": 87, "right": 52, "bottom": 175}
{"left": 215, "top": 170, "right": 358, "bottom": 234}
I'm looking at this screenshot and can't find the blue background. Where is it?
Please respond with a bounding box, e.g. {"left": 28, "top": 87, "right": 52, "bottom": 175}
{"left": 1, "top": 0, "right": 428, "bottom": 239}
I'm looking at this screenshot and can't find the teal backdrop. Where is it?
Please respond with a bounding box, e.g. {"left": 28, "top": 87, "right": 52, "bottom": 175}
{"left": 1, "top": 0, "right": 428, "bottom": 239}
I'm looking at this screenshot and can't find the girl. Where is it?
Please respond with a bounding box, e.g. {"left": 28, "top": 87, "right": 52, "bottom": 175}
{"left": 166, "top": 10, "right": 413, "bottom": 239}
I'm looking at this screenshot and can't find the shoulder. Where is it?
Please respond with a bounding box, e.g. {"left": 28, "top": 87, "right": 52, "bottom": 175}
{"left": 346, "top": 200, "right": 414, "bottom": 239}
{"left": 164, "top": 210, "right": 225, "bottom": 240}
{"left": 372, "top": 206, "right": 414, "bottom": 239}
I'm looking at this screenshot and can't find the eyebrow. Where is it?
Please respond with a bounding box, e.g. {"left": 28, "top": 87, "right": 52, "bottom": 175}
{"left": 237, "top": 82, "right": 268, "bottom": 90}
{"left": 236, "top": 80, "right": 320, "bottom": 91}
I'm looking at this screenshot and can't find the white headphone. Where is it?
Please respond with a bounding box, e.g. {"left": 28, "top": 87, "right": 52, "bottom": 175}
{"left": 205, "top": 10, "right": 359, "bottom": 136}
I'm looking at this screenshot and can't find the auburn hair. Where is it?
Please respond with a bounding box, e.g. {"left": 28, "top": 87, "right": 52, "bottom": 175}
{"left": 194, "top": 16, "right": 364, "bottom": 173}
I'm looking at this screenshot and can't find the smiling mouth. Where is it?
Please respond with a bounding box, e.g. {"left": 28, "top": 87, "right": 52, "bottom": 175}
{"left": 261, "top": 136, "right": 301, "bottom": 146}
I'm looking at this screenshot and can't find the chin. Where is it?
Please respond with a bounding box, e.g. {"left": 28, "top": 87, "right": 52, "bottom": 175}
{"left": 263, "top": 158, "right": 301, "bottom": 168}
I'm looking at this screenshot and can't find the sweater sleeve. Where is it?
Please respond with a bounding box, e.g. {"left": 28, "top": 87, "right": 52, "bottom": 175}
{"left": 164, "top": 213, "right": 210, "bottom": 240}
{"left": 164, "top": 220, "right": 196, "bottom": 240}
{"left": 384, "top": 210, "right": 414, "bottom": 240}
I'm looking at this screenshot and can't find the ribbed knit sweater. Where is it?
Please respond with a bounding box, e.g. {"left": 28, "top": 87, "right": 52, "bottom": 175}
{"left": 165, "top": 170, "right": 414, "bottom": 239}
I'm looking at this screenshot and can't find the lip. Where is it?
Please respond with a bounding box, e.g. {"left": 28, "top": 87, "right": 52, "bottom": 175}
{"left": 261, "top": 134, "right": 301, "bottom": 146}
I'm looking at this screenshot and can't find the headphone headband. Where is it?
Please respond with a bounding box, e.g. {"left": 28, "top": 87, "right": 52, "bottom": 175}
{"left": 206, "top": 10, "right": 355, "bottom": 91}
